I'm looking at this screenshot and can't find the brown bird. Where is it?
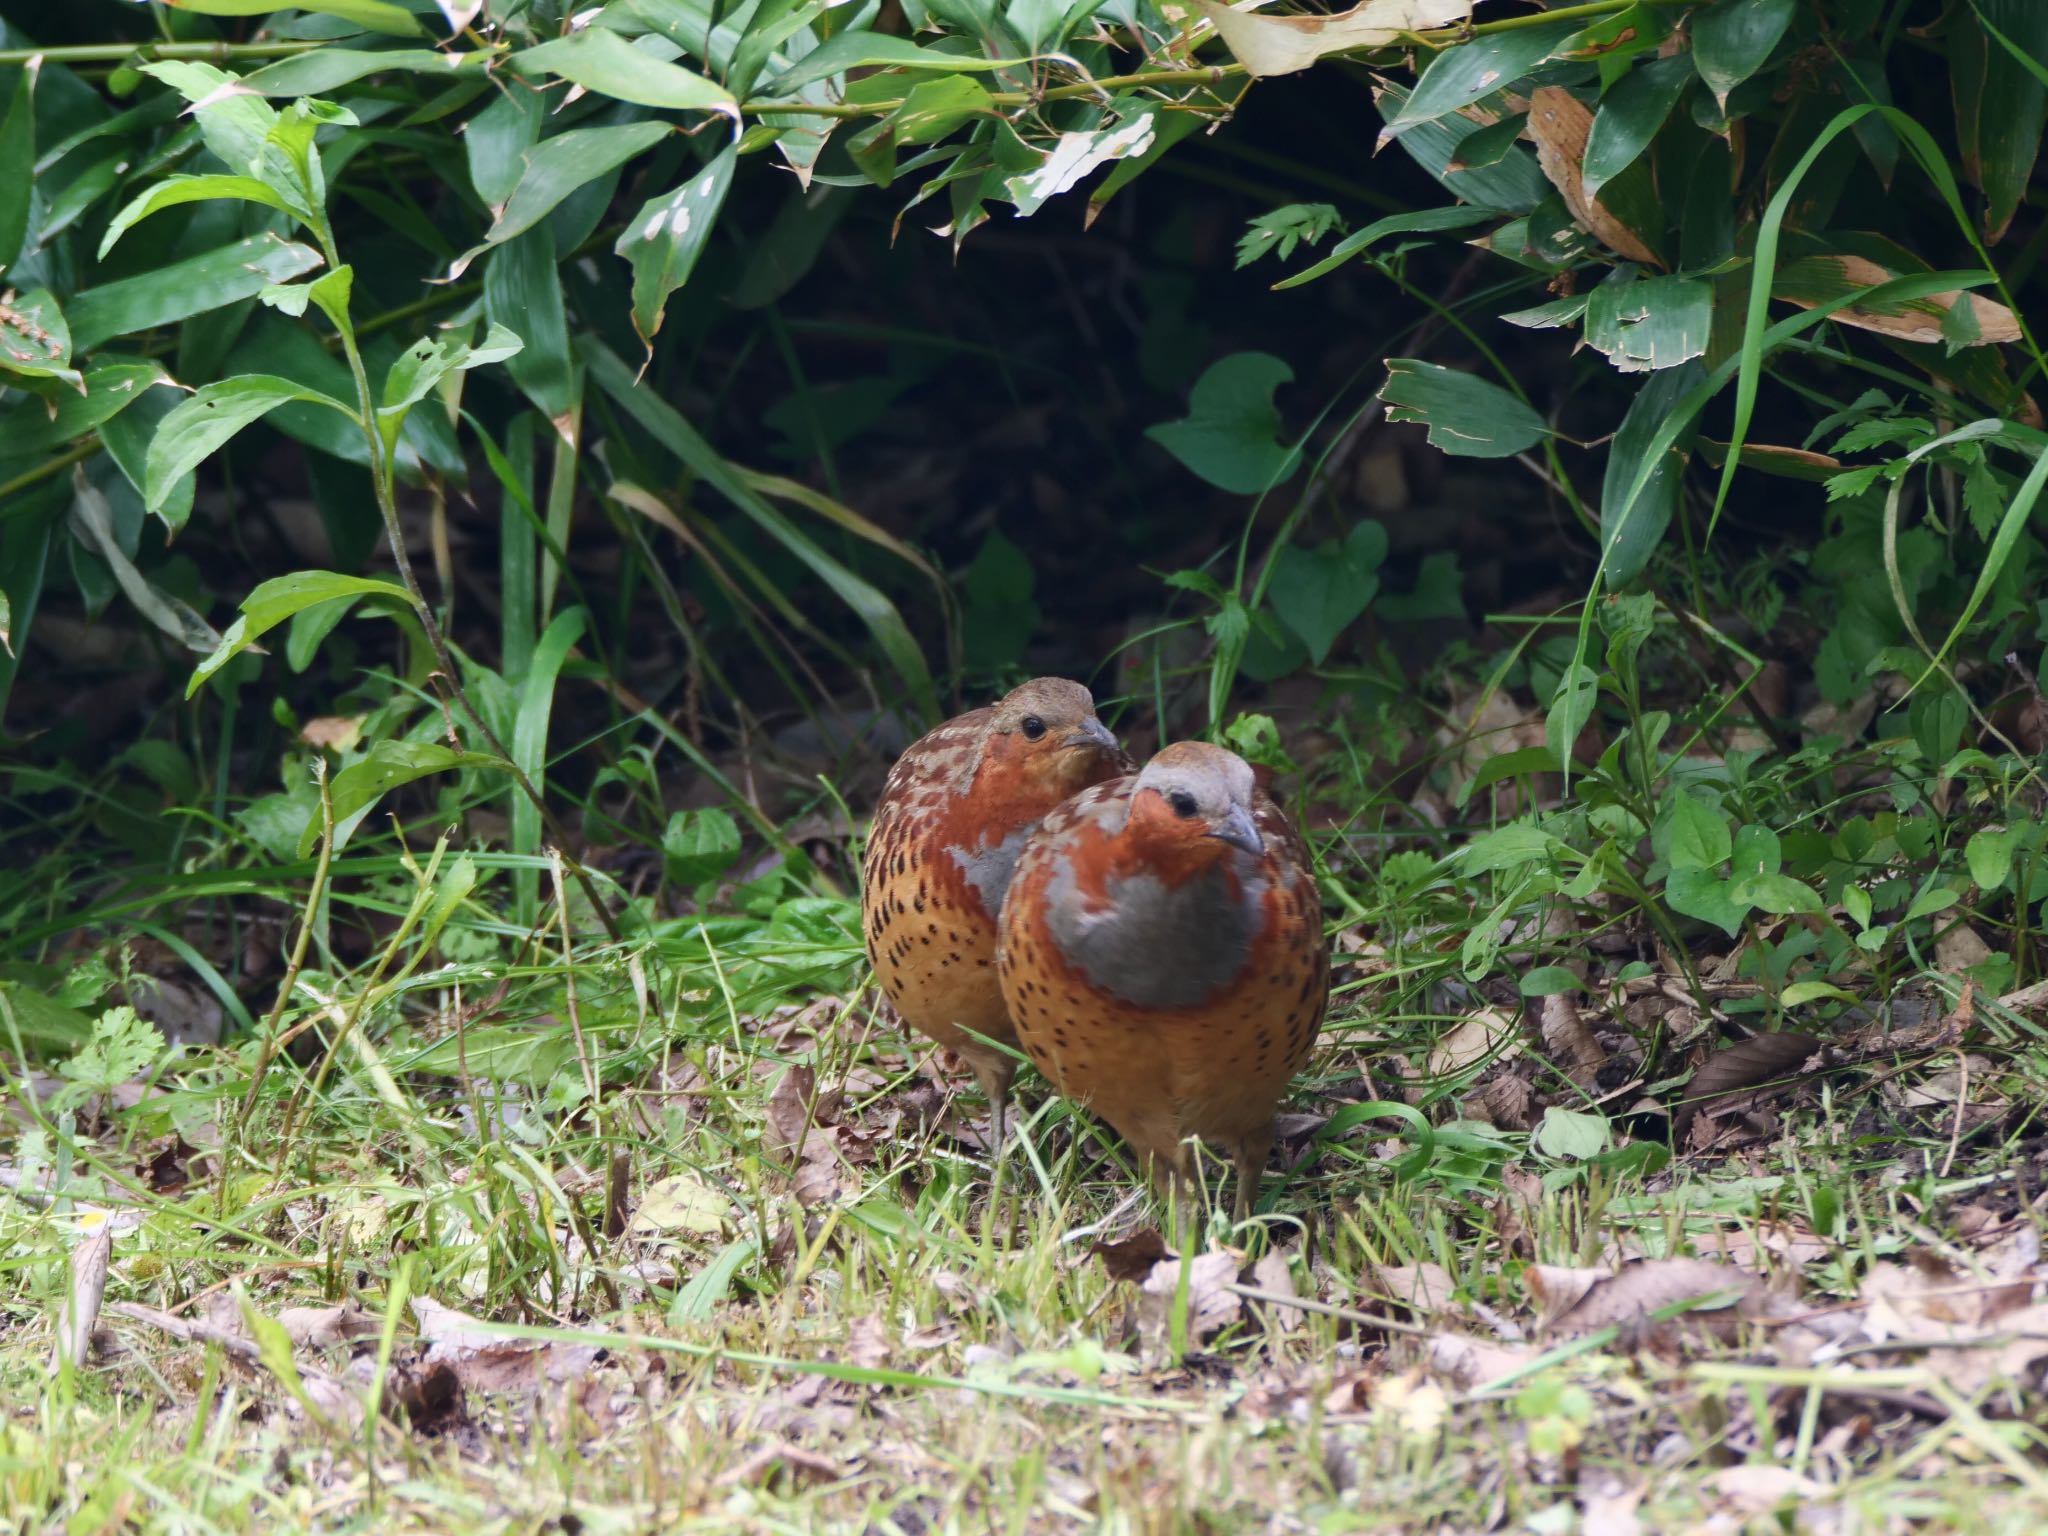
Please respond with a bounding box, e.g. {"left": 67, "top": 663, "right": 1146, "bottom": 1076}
{"left": 996, "top": 742, "right": 1327, "bottom": 1220}
{"left": 862, "top": 678, "right": 1129, "bottom": 1147}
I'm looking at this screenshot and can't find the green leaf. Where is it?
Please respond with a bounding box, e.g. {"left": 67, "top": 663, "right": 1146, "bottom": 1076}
{"left": 1379, "top": 359, "right": 1548, "bottom": 459}
{"left": 850, "top": 75, "right": 993, "bottom": 185}
{"left": 1583, "top": 54, "right": 1692, "bottom": 195}
{"left": 147, "top": 376, "right": 358, "bottom": 514}
{"left": 66, "top": 235, "right": 324, "bottom": 352}
{"left": 757, "top": 31, "right": 1032, "bottom": 97}
{"left": 1456, "top": 822, "right": 1561, "bottom": 873}
{"left": 240, "top": 48, "right": 488, "bottom": 95}
{"left": 510, "top": 607, "right": 588, "bottom": 927}
{"left": 1600, "top": 360, "right": 1701, "bottom": 585}
{"left": 1534, "top": 1106, "right": 1610, "bottom": 1160}
{"left": 375, "top": 324, "right": 523, "bottom": 456}
{"left": 137, "top": 61, "right": 277, "bottom": 181}
{"left": 1691, "top": 0, "right": 1796, "bottom": 106}
{"left": 0, "top": 289, "right": 80, "bottom": 392}
{"left": 1666, "top": 795, "right": 1732, "bottom": 872}
{"left": 319, "top": 741, "right": 507, "bottom": 853}
{"left": 1781, "top": 980, "right": 1856, "bottom": 1007}
{"left": 1583, "top": 274, "right": 1711, "bottom": 373}
{"left": 69, "top": 472, "right": 222, "bottom": 650}
{"left": 663, "top": 807, "right": 743, "bottom": 887}
{"left": 615, "top": 144, "right": 737, "bottom": 344}
{"left": 1273, "top": 205, "right": 1494, "bottom": 289}
{"left": 583, "top": 339, "right": 937, "bottom": 720}
{"left": 465, "top": 122, "right": 673, "bottom": 266}
{"left": 1841, "top": 884, "right": 1872, "bottom": 929}
{"left": 1373, "top": 80, "right": 1548, "bottom": 214}
{"left": 1518, "top": 965, "right": 1581, "bottom": 997}
{"left": 1956, "top": 0, "right": 2048, "bottom": 241}
{"left": 1390, "top": 22, "right": 1581, "bottom": 128}
{"left": 1666, "top": 865, "right": 1749, "bottom": 936}
{"left": 1266, "top": 521, "right": 1386, "bottom": 664}
{"left": 1730, "top": 871, "right": 1824, "bottom": 916}
{"left": 0, "top": 67, "right": 32, "bottom": 273}
{"left": 1545, "top": 662, "right": 1598, "bottom": 764}
{"left": 1966, "top": 827, "right": 2017, "bottom": 891}
{"left": 99, "top": 175, "right": 293, "bottom": 259}
{"left": 260, "top": 265, "right": 354, "bottom": 331}
{"left": 1905, "top": 885, "right": 1960, "bottom": 922}
{"left": 1145, "top": 352, "right": 1302, "bottom": 495}
{"left": 159, "top": 0, "right": 420, "bottom": 33}
{"left": 187, "top": 571, "right": 413, "bottom": 697}
{"left": 513, "top": 28, "right": 736, "bottom": 113}
{"left": 0, "top": 364, "right": 169, "bottom": 456}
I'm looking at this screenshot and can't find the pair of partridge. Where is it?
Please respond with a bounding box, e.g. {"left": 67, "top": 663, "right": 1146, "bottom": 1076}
{"left": 863, "top": 679, "right": 1328, "bottom": 1219}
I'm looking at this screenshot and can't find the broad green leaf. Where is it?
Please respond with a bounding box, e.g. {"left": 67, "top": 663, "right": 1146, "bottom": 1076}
{"left": 0, "top": 67, "right": 32, "bottom": 272}
{"left": 1583, "top": 274, "right": 1711, "bottom": 373}
{"left": 1379, "top": 359, "right": 1547, "bottom": 458}
{"left": 1966, "top": 826, "right": 2017, "bottom": 891}
{"left": 259, "top": 265, "right": 354, "bottom": 330}
{"left": 99, "top": 175, "right": 292, "bottom": 258}
{"left": 461, "top": 122, "right": 672, "bottom": 270}
{"left": 1730, "top": 822, "right": 1781, "bottom": 879}
{"left": 0, "top": 363, "right": 168, "bottom": 456}
{"left": 1145, "top": 351, "right": 1302, "bottom": 495}
{"left": 1374, "top": 80, "right": 1548, "bottom": 213}
{"left": 1691, "top": 0, "right": 1796, "bottom": 105}
{"left": 1600, "top": 360, "right": 1700, "bottom": 585}
{"left": 1957, "top": 0, "right": 2048, "bottom": 242}
{"left": 756, "top": 30, "right": 1032, "bottom": 97}
{"left": 147, "top": 376, "right": 358, "bottom": 514}
{"left": 1518, "top": 966, "right": 1581, "bottom": 997}
{"left": 1730, "top": 870, "right": 1824, "bottom": 916}
{"left": 66, "top": 235, "right": 324, "bottom": 352}
{"left": 1666, "top": 795, "right": 1732, "bottom": 872}
{"left": 1583, "top": 52, "right": 1692, "bottom": 195}
{"left": 1666, "top": 865, "right": 1748, "bottom": 936}
{"left": 1905, "top": 885, "right": 1960, "bottom": 921}
{"left": 375, "top": 324, "right": 523, "bottom": 455}
{"left": 1545, "top": 661, "right": 1598, "bottom": 765}
{"left": 1455, "top": 822, "right": 1560, "bottom": 873}
{"left": 510, "top": 606, "right": 588, "bottom": 927}
{"left": 850, "top": 76, "right": 992, "bottom": 184}
{"left": 486, "top": 230, "right": 574, "bottom": 418}
{"left": 320, "top": 741, "right": 506, "bottom": 853}
{"left": 583, "top": 339, "right": 937, "bottom": 721}
{"left": 1267, "top": 521, "right": 1387, "bottom": 664}
{"left": 241, "top": 48, "right": 492, "bottom": 96}
{"left": 401, "top": 1024, "right": 573, "bottom": 1084}
{"left": 68, "top": 472, "right": 222, "bottom": 653}
{"left": 188, "top": 570, "right": 414, "bottom": 696}
{"left": 159, "top": 0, "right": 421, "bottom": 35}
{"left": 1390, "top": 21, "right": 1580, "bottom": 129}
{"left": 1534, "top": 1107, "right": 1610, "bottom": 1160}
{"left": 1273, "top": 205, "right": 1494, "bottom": 288}
{"left": 1780, "top": 980, "right": 1856, "bottom": 1007}
{"left": 614, "top": 145, "right": 736, "bottom": 344}
{"left": 136, "top": 62, "right": 279, "bottom": 186}
{"left": 1841, "top": 883, "right": 1873, "bottom": 930}
{"left": 663, "top": 807, "right": 743, "bottom": 886}
{"left": 0, "top": 289, "right": 80, "bottom": 391}
{"left": 513, "top": 28, "right": 736, "bottom": 113}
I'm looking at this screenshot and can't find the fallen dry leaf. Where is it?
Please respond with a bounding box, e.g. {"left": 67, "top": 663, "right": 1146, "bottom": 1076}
{"left": 1139, "top": 1249, "right": 1243, "bottom": 1340}
{"left": 1195, "top": 0, "right": 1471, "bottom": 79}
{"left": 631, "top": 1172, "right": 731, "bottom": 1237}
{"left": 1935, "top": 921, "right": 1994, "bottom": 974}
{"left": 278, "top": 1301, "right": 381, "bottom": 1351}
{"left": 1368, "top": 1261, "right": 1461, "bottom": 1315}
{"left": 1538, "top": 992, "right": 1605, "bottom": 1085}
{"left": 1674, "top": 1032, "right": 1820, "bottom": 1140}
{"left": 1525, "top": 86, "right": 1660, "bottom": 266}
{"left": 411, "top": 1297, "right": 602, "bottom": 1394}
{"left": 1429, "top": 1007, "right": 1516, "bottom": 1075}
{"left": 1530, "top": 1256, "right": 1763, "bottom": 1338}
{"left": 55, "top": 1226, "right": 113, "bottom": 1370}
{"left": 1426, "top": 1330, "right": 1538, "bottom": 1388}
{"left": 1091, "top": 1226, "right": 1172, "bottom": 1283}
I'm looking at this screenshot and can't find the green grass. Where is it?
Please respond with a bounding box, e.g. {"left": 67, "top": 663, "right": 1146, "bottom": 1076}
{"left": 8, "top": 747, "right": 2048, "bottom": 1534}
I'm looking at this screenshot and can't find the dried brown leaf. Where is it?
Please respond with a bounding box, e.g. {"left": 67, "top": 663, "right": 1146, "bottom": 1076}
{"left": 411, "top": 1297, "right": 602, "bottom": 1394}
{"left": 1538, "top": 993, "right": 1604, "bottom": 1085}
{"left": 1139, "top": 1250, "right": 1243, "bottom": 1340}
{"left": 1674, "top": 1032, "right": 1820, "bottom": 1137}
{"left": 1780, "top": 253, "right": 2020, "bottom": 345}
{"left": 1368, "top": 1261, "right": 1460, "bottom": 1315}
{"left": 278, "top": 1301, "right": 381, "bottom": 1351}
{"left": 1525, "top": 86, "right": 1659, "bottom": 266}
{"left": 55, "top": 1227, "right": 112, "bottom": 1370}
{"left": 1194, "top": 0, "right": 1472, "bottom": 79}
{"left": 1533, "top": 1257, "right": 1762, "bottom": 1338}
{"left": 1429, "top": 1007, "right": 1515, "bottom": 1076}
{"left": 1092, "top": 1226, "right": 1172, "bottom": 1283}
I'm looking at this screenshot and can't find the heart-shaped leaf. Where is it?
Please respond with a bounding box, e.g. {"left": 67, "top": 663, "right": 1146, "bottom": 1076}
{"left": 1265, "top": 521, "right": 1387, "bottom": 663}
{"left": 1146, "top": 351, "right": 1303, "bottom": 495}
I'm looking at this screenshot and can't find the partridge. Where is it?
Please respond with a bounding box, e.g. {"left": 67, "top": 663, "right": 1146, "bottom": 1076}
{"left": 863, "top": 677, "right": 1130, "bottom": 1147}
{"left": 996, "top": 742, "right": 1327, "bottom": 1220}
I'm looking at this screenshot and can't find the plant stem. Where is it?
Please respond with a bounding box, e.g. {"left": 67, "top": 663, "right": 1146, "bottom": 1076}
{"left": 0, "top": 40, "right": 315, "bottom": 66}
{"left": 313, "top": 225, "right": 626, "bottom": 945}
{"left": 0, "top": 438, "right": 99, "bottom": 504}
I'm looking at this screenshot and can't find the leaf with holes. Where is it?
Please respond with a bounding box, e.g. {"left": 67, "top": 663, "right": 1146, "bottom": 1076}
{"left": 1380, "top": 359, "right": 1548, "bottom": 459}
{"left": 1147, "top": 352, "right": 1302, "bottom": 494}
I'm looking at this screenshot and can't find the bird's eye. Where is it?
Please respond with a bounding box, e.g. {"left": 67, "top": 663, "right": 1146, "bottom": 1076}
{"left": 1020, "top": 716, "right": 1047, "bottom": 741}
{"left": 1167, "top": 790, "right": 1199, "bottom": 818}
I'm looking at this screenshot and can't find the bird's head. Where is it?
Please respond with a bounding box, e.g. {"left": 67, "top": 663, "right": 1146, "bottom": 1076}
{"left": 1125, "top": 742, "right": 1262, "bottom": 873}
{"left": 983, "top": 676, "right": 1124, "bottom": 798}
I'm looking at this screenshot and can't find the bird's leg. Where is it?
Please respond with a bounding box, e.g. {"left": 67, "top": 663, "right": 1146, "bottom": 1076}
{"left": 1231, "top": 1131, "right": 1274, "bottom": 1224}
{"left": 967, "top": 1055, "right": 1016, "bottom": 1162}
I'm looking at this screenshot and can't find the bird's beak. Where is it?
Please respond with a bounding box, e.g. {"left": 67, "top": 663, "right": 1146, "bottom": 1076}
{"left": 1209, "top": 804, "right": 1263, "bottom": 857}
{"left": 1063, "top": 717, "right": 1119, "bottom": 755}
